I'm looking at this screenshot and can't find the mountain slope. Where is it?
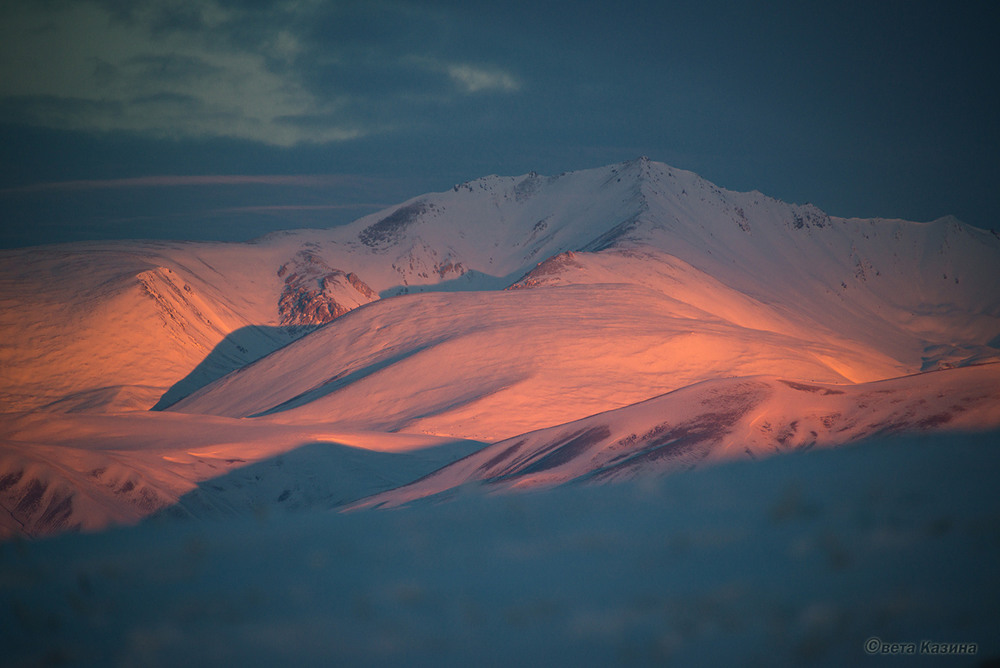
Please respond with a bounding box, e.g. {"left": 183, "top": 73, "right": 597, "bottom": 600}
{"left": 0, "top": 412, "right": 482, "bottom": 538}
{"left": 0, "top": 243, "right": 293, "bottom": 412}
{"left": 170, "top": 282, "right": 910, "bottom": 441}
{"left": 350, "top": 362, "right": 1000, "bottom": 509}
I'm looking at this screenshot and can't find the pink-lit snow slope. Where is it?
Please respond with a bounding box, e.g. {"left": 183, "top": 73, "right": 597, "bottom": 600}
{"left": 351, "top": 362, "right": 1000, "bottom": 509}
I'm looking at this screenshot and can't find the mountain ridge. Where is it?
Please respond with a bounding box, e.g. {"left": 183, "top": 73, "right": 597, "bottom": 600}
{"left": 3, "top": 157, "right": 998, "bottom": 416}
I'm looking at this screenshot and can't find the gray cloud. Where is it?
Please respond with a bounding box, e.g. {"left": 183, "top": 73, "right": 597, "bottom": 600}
{"left": 0, "top": 0, "right": 523, "bottom": 145}
{"left": 447, "top": 64, "right": 520, "bottom": 93}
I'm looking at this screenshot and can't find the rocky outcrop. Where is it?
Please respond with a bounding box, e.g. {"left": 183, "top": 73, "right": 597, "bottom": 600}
{"left": 507, "top": 251, "right": 584, "bottom": 290}
{"left": 277, "top": 250, "right": 379, "bottom": 327}
{"left": 0, "top": 455, "right": 171, "bottom": 539}
{"left": 359, "top": 200, "right": 437, "bottom": 249}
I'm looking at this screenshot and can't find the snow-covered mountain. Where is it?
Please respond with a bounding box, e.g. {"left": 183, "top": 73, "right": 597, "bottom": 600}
{"left": 1, "top": 158, "right": 999, "bottom": 536}
{"left": 167, "top": 158, "right": 1000, "bottom": 439}
{"left": 3, "top": 158, "right": 999, "bottom": 415}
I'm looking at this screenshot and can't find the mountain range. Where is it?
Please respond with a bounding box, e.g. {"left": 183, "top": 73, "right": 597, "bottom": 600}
{"left": 1, "top": 157, "right": 999, "bottom": 537}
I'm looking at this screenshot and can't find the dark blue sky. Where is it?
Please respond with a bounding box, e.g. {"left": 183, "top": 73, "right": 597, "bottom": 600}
{"left": 1, "top": 0, "right": 998, "bottom": 247}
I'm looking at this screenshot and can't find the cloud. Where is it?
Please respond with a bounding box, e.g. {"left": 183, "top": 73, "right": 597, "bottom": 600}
{"left": 0, "top": 1, "right": 525, "bottom": 146}
{"left": 447, "top": 64, "right": 522, "bottom": 94}
{"left": 0, "top": 1, "right": 368, "bottom": 145}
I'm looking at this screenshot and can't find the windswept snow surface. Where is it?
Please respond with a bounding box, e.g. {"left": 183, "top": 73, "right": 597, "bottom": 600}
{"left": 2, "top": 432, "right": 998, "bottom": 667}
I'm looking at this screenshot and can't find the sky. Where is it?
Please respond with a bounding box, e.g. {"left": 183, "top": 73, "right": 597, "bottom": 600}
{"left": 1, "top": 0, "right": 998, "bottom": 247}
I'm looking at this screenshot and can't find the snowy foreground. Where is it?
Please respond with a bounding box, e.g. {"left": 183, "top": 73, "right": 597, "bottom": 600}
{"left": 3, "top": 431, "right": 998, "bottom": 667}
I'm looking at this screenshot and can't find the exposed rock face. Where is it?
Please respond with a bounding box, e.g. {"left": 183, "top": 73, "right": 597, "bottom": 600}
{"left": 388, "top": 240, "right": 468, "bottom": 291}
{"left": 507, "top": 251, "right": 583, "bottom": 289}
{"left": 277, "top": 250, "right": 379, "bottom": 327}
{"left": 0, "top": 454, "right": 171, "bottom": 538}
{"left": 359, "top": 200, "right": 436, "bottom": 250}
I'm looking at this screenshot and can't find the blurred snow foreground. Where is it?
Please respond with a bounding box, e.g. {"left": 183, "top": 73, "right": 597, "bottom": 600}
{"left": 2, "top": 431, "right": 999, "bottom": 667}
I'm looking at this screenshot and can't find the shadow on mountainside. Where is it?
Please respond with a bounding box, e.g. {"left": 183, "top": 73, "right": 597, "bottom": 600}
{"left": 152, "top": 325, "right": 318, "bottom": 411}
{"left": 144, "top": 439, "right": 485, "bottom": 524}
{"left": 248, "top": 344, "right": 436, "bottom": 418}
{"left": 379, "top": 267, "right": 530, "bottom": 297}
{"left": 152, "top": 269, "right": 537, "bottom": 414}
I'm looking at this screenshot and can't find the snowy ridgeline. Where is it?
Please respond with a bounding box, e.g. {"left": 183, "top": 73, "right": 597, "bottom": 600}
{"left": 2, "top": 158, "right": 999, "bottom": 418}
{"left": 2, "top": 431, "right": 998, "bottom": 667}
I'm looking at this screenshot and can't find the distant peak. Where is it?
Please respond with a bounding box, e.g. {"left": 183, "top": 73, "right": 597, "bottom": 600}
{"left": 613, "top": 155, "right": 669, "bottom": 181}
{"left": 616, "top": 155, "right": 651, "bottom": 170}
